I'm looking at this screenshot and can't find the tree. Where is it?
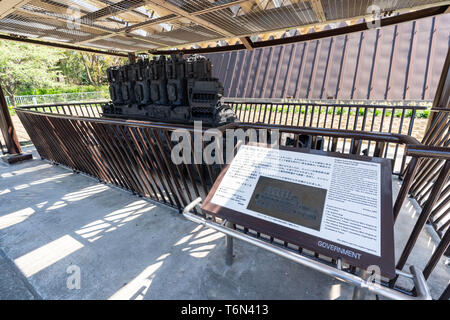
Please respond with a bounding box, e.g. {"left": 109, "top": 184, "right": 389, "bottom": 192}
{"left": 58, "top": 51, "right": 124, "bottom": 86}
{"left": 0, "top": 40, "right": 62, "bottom": 105}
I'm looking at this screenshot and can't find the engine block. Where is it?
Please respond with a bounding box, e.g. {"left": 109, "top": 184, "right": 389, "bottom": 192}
{"left": 102, "top": 54, "right": 237, "bottom": 127}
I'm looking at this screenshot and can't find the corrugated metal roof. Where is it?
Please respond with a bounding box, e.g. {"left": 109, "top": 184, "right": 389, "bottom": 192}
{"left": 0, "top": 0, "right": 447, "bottom": 54}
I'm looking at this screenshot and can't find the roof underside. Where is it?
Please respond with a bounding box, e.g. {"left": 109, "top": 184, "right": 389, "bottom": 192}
{"left": 0, "top": 0, "right": 449, "bottom": 55}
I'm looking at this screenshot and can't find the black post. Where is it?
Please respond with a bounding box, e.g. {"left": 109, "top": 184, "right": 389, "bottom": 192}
{"left": 0, "top": 83, "right": 32, "bottom": 163}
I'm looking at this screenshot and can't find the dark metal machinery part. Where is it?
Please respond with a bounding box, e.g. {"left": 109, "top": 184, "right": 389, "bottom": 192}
{"left": 102, "top": 54, "right": 320, "bottom": 148}
{"left": 102, "top": 54, "right": 237, "bottom": 127}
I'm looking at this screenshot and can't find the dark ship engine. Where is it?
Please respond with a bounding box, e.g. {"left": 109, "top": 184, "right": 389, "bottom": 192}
{"left": 102, "top": 54, "right": 237, "bottom": 127}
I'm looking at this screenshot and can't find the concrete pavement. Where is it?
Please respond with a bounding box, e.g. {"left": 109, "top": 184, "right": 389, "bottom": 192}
{"left": 0, "top": 147, "right": 447, "bottom": 299}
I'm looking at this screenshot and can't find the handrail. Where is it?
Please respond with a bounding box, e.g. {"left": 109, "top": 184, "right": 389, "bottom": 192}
{"left": 15, "top": 107, "right": 422, "bottom": 145}
{"left": 15, "top": 99, "right": 430, "bottom": 111}
{"left": 235, "top": 122, "right": 421, "bottom": 145}
{"left": 223, "top": 98, "right": 429, "bottom": 110}
{"left": 182, "top": 198, "right": 432, "bottom": 300}
{"left": 406, "top": 145, "right": 450, "bottom": 159}
{"left": 429, "top": 108, "right": 450, "bottom": 112}
{"left": 14, "top": 101, "right": 108, "bottom": 109}
{"left": 15, "top": 108, "right": 207, "bottom": 131}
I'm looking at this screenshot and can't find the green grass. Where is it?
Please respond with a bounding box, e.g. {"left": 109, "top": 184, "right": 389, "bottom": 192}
{"left": 416, "top": 110, "right": 430, "bottom": 119}
{"left": 233, "top": 104, "right": 431, "bottom": 118}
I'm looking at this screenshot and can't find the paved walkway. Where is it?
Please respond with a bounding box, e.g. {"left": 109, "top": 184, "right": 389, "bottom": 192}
{"left": 0, "top": 148, "right": 357, "bottom": 299}
{"left": 0, "top": 147, "right": 447, "bottom": 299}
{"left": 0, "top": 248, "right": 39, "bottom": 299}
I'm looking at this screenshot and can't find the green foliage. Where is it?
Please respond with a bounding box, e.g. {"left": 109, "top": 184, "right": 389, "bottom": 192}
{"left": 0, "top": 40, "right": 63, "bottom": 103}
{"left": 19, "top": 85, "right": 109, "bottom": 95}
{"left": 416, "top": 110, "right": 430, "bottom": 119}
{"left": 0, "top": 40, "right": 126, "bottom": 104}
{"left": 58, "top": 51, "right": 125, "bottom": 86}
{"left": 8, "top": 105, "right": 15, "bottom": 116}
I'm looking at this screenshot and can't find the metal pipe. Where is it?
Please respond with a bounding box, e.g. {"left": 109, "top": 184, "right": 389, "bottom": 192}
{"left": 225, "top": 220, "right": 234, "bottom": 266}
{"left": 352, "top": 269, "right": 371, "bottom": 300}
{"left": 182, "top": 198, "right": 432, "bottom": 300}
{"left": 0, "top": 34, "right": 128, "bottom": 57}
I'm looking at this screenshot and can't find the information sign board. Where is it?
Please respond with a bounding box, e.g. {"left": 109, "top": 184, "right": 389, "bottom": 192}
{"left": 201, "top": 144, "right": 396, "bottom": 278}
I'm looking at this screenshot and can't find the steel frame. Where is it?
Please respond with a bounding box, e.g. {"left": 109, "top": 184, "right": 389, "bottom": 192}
{"left": 182, "top": 197, "right": 432, "bottom": 300}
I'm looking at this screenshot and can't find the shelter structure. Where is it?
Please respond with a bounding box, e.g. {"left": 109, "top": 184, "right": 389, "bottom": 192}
{"left": 0, "top": 0, "right": 449, "bottom": 300}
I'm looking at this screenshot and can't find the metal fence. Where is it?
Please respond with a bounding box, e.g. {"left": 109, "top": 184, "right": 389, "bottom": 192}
{"left": 407, "top": 109, "right": 450, "bottom": 245}
{"left": 404, "top": 47, "right": 450, "bottom": 255}
{"left": 15, "top": 98, "right": 429, "bottom": 175}
{"left": 14, "top": 102, "right": 449, "bottom": 299}
{"left": 6, "top": 91, "right": 109, "bottom": 107}
{"left": 224, "top": 98, "right": 428, "bottom": 174}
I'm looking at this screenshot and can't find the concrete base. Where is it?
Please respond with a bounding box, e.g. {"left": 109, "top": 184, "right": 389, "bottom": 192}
{"left": 0, "top": 147, "right": 447, "bottom": 300}
{"left": 1, "top": 152, "right": 33, "bottom": 164}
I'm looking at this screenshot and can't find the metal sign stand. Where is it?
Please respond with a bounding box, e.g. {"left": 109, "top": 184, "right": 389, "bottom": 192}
{"left": 0, "top": 84, "right": 32, "bottom": 163}
{"left": 183, "top": 197, "right": 432, "bottom": 300}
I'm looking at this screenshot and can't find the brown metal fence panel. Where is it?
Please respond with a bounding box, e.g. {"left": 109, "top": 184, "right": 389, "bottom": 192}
{"left": 205, "top": 15, "right": 450, "bottom": 101}
{"left": 15, "top": 104, "right": 449, "bottom": 298}
{"left": 409, "top": 110, "right": 450, "bottom": 244}
{"left": 408, "top": 43, "right": 450, "bottom": 254}
{"left": 223, "top": 99, "right": 427, "bottom": 174}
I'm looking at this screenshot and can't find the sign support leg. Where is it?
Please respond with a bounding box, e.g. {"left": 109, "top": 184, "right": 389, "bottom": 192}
{"left": 225, "top": 221, "right": 234, "bottom": 266}
{"left": 183, "top": 205, "right": 432, "bottom": 300}
{"left": 352, "top": 268, "right": 371, "bottom": 300}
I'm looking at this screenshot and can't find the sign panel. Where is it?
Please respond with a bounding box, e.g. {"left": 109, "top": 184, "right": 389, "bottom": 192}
{"left": 202, "top": 144, "right": 395, "bottom": 278}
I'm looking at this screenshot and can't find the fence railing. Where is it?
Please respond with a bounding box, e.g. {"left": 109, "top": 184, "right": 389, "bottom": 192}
{"left": 224, "top": 98, "right": 427, "bottom": 134}
{"left": 15, "top": 100, "right": 445, "bottom": 245}
{"left": 6, "top": 91, "right": 109, "bottom": 107}
{"left": 407, "top": 109, "right": 450, "bottom": 243}
{"left": 16, "top": 101, "right": 105, "bottom": 118}
{"left": 16, "top": 99, "right": 429, "bottom": 175}
{"left": 224, "top": 98, "right": 428, "bottom": 174}
{"left": 14, "top": 103, "right": 449, "bottom": 299}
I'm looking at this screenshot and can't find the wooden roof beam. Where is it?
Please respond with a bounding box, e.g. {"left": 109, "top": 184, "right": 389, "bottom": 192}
{"left": 191, "top": 0, "right": 253, "bottom": 15}
{"left": 254, "top": 0, "right": 270, "bottom": 10}
{"left": 95, "top": 0, "right": 150, "bottom": 19}
{"left": 0, "top": 33, "right": 128, "bottom": 56}
{"left": 239, "top": 1, "right": 256, "bottom": 13}
{"left": 310, "top": 0, "right": 326, "bottom": 22}
{"left": 81, "top": 0, "right": 150, "bottom": 25}
{"left": 77, "top": 0, "right": 252, "bottom": 42}
{"left": 239, "top": 36, "right": 254, "bottom": 50}
{"left": 81, "top": 0, "right": 146, "bottom": 21}
{"left": 74, "top": 14, "right": 179, "bottom": 46}
{"left": 0, "top": 0, "right": 32, "bottom": 18}
{"left": 145, "top": 0, "right": 235, "bottom": 37}
{"left": 76, "top": 31, "right": 167, "bottom": 47}
{"left": 123, "top": 14, "right": 179, "bottom": 32}
{"left": 15, "top": 7, "right": 111, "bottom": 34}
